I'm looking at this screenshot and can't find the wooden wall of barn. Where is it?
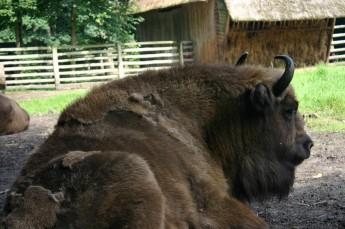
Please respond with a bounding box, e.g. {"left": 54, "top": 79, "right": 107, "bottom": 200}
{"left": 223, "top": 19, "right": 334, "bottom": 66}
{"left": 135, "top": 0, "right": 219, "bottom": 63}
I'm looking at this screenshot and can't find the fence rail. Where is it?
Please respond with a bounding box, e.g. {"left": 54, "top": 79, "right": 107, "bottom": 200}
{"left": 0, "top": 41, "right": 194, "bottom": 90}
{"left": 329, "top": 19, "right": 345, "bottom": 64}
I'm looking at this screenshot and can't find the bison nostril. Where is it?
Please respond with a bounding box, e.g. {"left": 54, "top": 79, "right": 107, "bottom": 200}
{"left": 309, "top": 142, "right": 314, "bottom": 150}
{"left": 303, "top": 140, "right": 314, "bottom": 152}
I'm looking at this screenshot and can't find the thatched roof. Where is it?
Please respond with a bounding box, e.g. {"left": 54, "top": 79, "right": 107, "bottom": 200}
{"left": 225, "top": 0, "right": 345, "bottom": 21}
{"left": 133, "top": 0, "right": 345, "bottom": 21}
{"left": 132, "top": 0, "right": 206, "bottom": 13}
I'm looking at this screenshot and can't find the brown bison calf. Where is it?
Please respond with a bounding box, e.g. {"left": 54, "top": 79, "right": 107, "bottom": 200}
{"left": 3, "top": 56, "right": 312, "bottom": 228}
{"left": 0, "top": 94, "right": 30, "bottom": 136}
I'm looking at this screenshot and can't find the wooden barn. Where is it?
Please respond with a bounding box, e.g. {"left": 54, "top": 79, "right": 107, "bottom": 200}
{"left": 133, "top": 0, "right": 345, "bottom": 66}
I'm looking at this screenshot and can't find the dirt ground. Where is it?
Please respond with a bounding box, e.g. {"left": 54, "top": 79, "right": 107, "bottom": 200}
{"left": 0, "top": 115, "right": 344, "bottom": 229}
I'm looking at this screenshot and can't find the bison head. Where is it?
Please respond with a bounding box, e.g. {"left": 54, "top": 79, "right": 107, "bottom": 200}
{"left": 207, "top": 55, "right": 313, "bottom": 201}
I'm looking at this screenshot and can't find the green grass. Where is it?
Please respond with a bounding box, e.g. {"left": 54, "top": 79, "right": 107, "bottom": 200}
{"left": 15, "top": 64, "right": 345, "bottom": 132}
{"left": 20, "top": 90, "right": 88, "bottom": 115}
{"left": 293, "top": 64, "right": 345, "bottom": 132}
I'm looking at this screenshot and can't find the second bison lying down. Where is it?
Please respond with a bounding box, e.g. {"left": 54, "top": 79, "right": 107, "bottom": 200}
{"left": 0, "top": 94, "right": 30, "bottom": 136}
{"left": 3, "top": 56, "right": 312, "bottom": 228}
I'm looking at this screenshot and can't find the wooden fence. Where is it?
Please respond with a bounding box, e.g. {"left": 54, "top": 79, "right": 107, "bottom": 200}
{"left": 329, "top": 18, "right": 345, "bottom": 64}
{"left": 0, "top": 41, "right": 194, "bottom": 90}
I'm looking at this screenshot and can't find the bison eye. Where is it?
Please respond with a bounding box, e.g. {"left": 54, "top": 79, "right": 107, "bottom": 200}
{"left": 283, "top": 108, "right": 296, "bottom": 120}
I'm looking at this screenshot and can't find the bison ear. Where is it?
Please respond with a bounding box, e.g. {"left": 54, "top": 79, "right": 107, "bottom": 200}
{"left": 249, "top": 83, "right": 274, "bottom": 112}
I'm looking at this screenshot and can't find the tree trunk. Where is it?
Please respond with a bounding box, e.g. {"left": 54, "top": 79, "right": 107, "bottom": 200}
{"left": 15, "top": 12, "right": 23, "bottom": 47}
{"left": 71, "top": 3, "right": 77, "bottom": 78}
{"left": 71, "top": 4, "right": 77, "bottom": 46}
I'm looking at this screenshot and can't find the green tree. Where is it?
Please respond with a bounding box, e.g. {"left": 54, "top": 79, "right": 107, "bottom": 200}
{"left": 0, "top": 0, "right": 37, "bottom": 46}
{"left": 0, "top": 0, "right": 142, "bottom": 46}
{"left": 75, "top": 0, "right": 142, "bottom": 45}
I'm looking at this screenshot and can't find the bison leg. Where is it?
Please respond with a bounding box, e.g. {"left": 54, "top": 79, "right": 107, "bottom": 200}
{"left": 199, "top": 196, "right": 268, "bottom": 229}
{"left": 4, "top": 151, "right": 165, "bottom": 229}
{"left": 90, "top": 151, "right": 166, "bottom": 229}
{"left": 3, "top": 186, "right": 63, "bottom": 229}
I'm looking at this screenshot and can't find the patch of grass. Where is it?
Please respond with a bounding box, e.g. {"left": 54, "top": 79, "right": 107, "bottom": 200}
{"left": 20, "top": 90, "right": 88, "bottom": 115}
{"left": 293, "top": 64, "right": 345, "bottom": 132}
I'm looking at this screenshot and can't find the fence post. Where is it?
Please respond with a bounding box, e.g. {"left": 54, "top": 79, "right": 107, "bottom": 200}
{"left": 107, "top": 47, "right": 116, "bottom": 76}
{"left": 117, "top": 43, "right": 124, "bottom": 79}
{"left": 0, "top": 64, "right": 5, "bottom": 90}
{"left": 52, "top": 47, "right": 60, "bottom": 89}
{"left": 179, "top": 41, "right": 184, "bottom": 67}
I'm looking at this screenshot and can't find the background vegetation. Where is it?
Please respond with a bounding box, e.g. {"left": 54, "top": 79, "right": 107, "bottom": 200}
{"left": 19, "top": 89, "right": 87, "bottom": 114}
{"left": 0, "top": 0, "right": 142, "bottom": 46}
{"left": 293, "top": 64, "right": 345, "bottom": 132}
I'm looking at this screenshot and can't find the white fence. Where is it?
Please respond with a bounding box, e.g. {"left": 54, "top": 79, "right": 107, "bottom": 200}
{"left": 0, "top": 41, "right": 194, "bottom": 90}
{"left": 329, "top": 19, "right": 345, "bottom": 64}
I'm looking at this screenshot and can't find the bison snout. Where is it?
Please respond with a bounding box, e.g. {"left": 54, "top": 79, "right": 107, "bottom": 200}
{"left": 292, "top": 135, "right": 313, "bottom": 165}
{"left": 303, "top": 139, "right": 313, "bottom": 152}
{"left": 302, "top": 136, "right": 313, "bottom": 159}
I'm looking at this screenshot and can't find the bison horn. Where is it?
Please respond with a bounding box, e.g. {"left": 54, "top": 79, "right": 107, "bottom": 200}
{"left": 272, "top": 55, "right": 295, "bottom": 97}
{"left": 235, "top": 52, "right": 249, "bottom": 66}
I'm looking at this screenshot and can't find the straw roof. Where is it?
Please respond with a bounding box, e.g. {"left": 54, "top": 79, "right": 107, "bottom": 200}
{"left": 132, "top": 0, "right": 206, "bottom": 13}
{"left": 225, "top": 0, "right": 345, "bottom": 21}
{"left": 133, "top": 0, "right": 345, "bottom": 21}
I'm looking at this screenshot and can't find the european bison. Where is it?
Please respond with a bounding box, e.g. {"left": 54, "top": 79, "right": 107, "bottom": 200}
{"left": 0, "top": 94, "right": 30, "bottom": 136}
{"left": 2, "top": 56, "right": 312, "bottom": 228}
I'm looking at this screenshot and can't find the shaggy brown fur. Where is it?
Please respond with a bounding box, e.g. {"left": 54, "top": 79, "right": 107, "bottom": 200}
{"left": 0, "top": 94, "right": 30, "bottom": 136}
{"left": 2, "top": 64, "right": 312, "bottom": 228}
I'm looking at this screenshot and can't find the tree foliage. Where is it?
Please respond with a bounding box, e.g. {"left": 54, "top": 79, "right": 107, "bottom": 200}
{"left": 0, "top": 0, "right": 37, "bottom": 44}
{"left": 0, "top": 0, "right": 142, "bottom": 46}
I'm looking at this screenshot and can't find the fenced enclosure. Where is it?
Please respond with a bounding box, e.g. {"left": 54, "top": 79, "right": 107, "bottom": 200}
{"left": 329, "top": 18, "right": 345, "bottom": 64}
{"left": 0, "top": 41, "right": 194, "bottom": 90}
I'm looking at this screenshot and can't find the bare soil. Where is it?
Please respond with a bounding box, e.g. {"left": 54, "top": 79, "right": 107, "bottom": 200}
{"left": 0, "top": 115, "right": 344, "bottom": 229}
